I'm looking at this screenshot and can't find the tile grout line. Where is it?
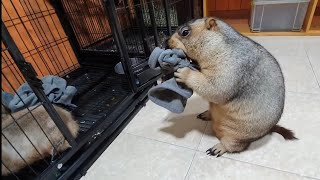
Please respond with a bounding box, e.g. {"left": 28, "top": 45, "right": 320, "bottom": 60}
{"left": 123, "top": 131, "right": 198, "bottom": 151}
{"left": 303, "top": 46, "right": 320, "bottom": 89}
{"left": 123, "top": 120, "right": 209, "bottom": 180}
{"left": 183, "top": 121, "right": 209, "bottom": 180}
{"left": 196, "top": 151, "right": 320, "bottom": 180}
{"left": 122, "top": 122, "right": 320, "bottom": 179}
{"left": 287, "top": 91, "right": 320, "bottom": 95}
{"left": 121, "top": 132, "right": 199, "bottom": 180}
{"left": 182, "top": 150, "right": 197, "bottom": 180}
{"left": 122, "top": 66, "right": 320, "bottom": 179}
{"left": 122, "top": 131, "right": 319, "bottom": 180}
{"left": 123, "top": 115, "right": 210, "bottom": 152}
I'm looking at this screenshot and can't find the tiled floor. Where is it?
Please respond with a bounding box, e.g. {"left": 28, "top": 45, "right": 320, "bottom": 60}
{"left": 81, "top": 36, "right": 320, "bottom": 180}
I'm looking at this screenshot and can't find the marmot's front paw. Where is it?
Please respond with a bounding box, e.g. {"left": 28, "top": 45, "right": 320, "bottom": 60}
{"left": 174, "top": 67, "right": 192, "bottom": 84}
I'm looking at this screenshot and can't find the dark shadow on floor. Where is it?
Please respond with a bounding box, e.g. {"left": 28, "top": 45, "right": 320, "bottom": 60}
{"left": 159, "top": 95, "right": 208, "bottom": 138}
{"left": 160, "top": 114, "right": 207, "bottom": 138}
{"left": 159, "top": 93, "right": 274, "bottom": 151}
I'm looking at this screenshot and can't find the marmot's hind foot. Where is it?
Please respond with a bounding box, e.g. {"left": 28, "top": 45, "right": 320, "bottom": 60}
{"left": 197, "top": 110, "right": 211, "bottom": 121}
{"left": 206, "top": 143, "right": 227, "bottom": 157}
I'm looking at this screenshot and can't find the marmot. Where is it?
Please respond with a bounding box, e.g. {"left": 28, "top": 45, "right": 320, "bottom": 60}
{"left": 1, "top": 105, "right": 79, "bottom": 175}
{"left": 167, "top": 17, "right": 297, "bottom": 156}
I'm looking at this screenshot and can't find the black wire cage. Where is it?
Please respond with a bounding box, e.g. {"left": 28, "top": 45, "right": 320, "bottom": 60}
{"left": 1, "top": 0, "right": 196, "bottom": 179}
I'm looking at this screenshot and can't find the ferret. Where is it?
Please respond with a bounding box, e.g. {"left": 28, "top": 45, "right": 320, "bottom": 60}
{"left": 167, "top": 17, "right": 297, "bottom": 156}
{"left": 1, "top": 105, "right": 79, "bottom": 175}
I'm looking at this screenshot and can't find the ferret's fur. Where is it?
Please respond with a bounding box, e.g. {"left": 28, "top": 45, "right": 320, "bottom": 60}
{"left": 168, "top": 17, "right": 297, "bottom": 156}
{"left": 1, "top": 105, "right": 79, "bottom": 175}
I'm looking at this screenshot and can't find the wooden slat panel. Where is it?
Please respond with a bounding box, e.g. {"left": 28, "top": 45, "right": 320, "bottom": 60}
{"left": 208, "top": 10, "right": 250, "bottom": 19}
{"left": 1, "top": 43, "right": 26, "bottom": 93}
{"left": 62, "top": 0, "right": 113, "bottom": 47}
{"left": 229, "top": 0, "right": 241, "bottom": 10}
{"left": 303, "top": 0, "right": 319, "bottom": 31}
{"left": 206, "top": 0, "right": 251, "bottom": 19}
{"left": 206, "top": 0, "right": 251, "bottom": 11}
{"left": 1, "top": 0, "right": 79, "bottom": 93}
{"left": 316, "top": 0, "right": 320, "bottom": 15}
{"left": 241, "top": 0, "right": 251, "bottom": 10}
{"left": 215, "top": 0, "right": 229, "bottom": 11}
{"left": 61, "top": 0, "right": 136, "bottom": 48}
{"left": 206, "top": 0, "right": 216, "bottom": 11}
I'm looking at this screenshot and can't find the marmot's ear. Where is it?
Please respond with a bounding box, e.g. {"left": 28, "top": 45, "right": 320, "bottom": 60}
{"left": 206, "top": 17, "right": 218, "bottom": 31}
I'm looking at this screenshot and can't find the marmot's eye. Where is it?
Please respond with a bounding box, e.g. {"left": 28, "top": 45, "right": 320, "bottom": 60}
{"left": 182, "top": 29, "right": 190, "bottom": 36}
{"left": 179, "top": 26, "right": 191, "bottom": 37}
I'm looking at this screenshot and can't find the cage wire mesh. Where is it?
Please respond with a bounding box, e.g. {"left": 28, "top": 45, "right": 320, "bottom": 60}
{"left": 88, "top": 0, "right": 149, "bottom": 56}
{"left": 60, "top": 0, "right": 113, "bottom": 49}
{"left": 59, "top": 0, "right": 185, "bottom": 57}
{"left": 1, "top": 102, "right": 69, "bottom": 178}
{"left": 1, "top": 0, "right": 80, "bottom": 178}
{"left": 142, "top": 0, "right": 179, "bottom": 27}
{"left": 1, "top": 0, "right": 135, "bottom": 178}
{"left": 2, "top": 0, "right": 192, "bottom": 178}
{"left": 1, "top": 0, "right": 80, "bottom": 82}
{"left": 1, "top": 56, "right": 75, "bottom": 179}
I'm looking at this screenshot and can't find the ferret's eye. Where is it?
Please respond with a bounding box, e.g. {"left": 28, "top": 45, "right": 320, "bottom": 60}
{"left": 179, "top": 26, "right": 191, "bottom": 37}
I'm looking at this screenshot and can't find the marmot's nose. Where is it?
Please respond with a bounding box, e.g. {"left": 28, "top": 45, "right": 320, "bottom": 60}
{"left": 162, "top": 38, "right": 170, "bottom": 49}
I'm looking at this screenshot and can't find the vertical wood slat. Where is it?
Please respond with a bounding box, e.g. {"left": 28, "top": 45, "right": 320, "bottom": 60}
{"left": 206, "top": 0, "right": 216, "bottom": 12}
{"left": 241, "top": 0, "right": 251, "bottom": 10}
{"left": 229, "top": 0, "right": 241, "bottom": 10}
{"left": 206, "top": 0, "right": 251, "bottom": 19}
{"left": 303, "top": 0, "right": 319, "bottom": 31}
{"left": 203, "top": 0, "right": 207, "bottom": 16}
{"left": 61, "top": 0, "right": 135, "bottom": 48}
{"left": 1, "top": 0, "right": 79, "bottom": 93}
{"left": 215, "top": 0, "right": 229, "bottom": 11}
{"left": 62, "top": 0, "right": 111, "bottom": 48}
{"left": 1, "top": 43, "right": 26, "bottom": 93}
{"left": 207, "top": 0, "right": 251, "bottom": 11}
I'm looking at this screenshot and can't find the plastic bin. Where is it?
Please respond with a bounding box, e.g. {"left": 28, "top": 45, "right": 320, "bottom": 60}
{"left": 250, "top": 0, "right": 310, "bottom": 32}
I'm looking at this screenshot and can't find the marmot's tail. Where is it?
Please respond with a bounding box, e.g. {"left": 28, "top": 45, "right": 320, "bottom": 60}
{"left": 271, "top": 125, "right": 298, "bottom": 140}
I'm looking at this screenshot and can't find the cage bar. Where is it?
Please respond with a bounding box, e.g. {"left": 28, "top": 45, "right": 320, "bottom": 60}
{"left": 1, "top": 0, "right": 193, "bottom": 179}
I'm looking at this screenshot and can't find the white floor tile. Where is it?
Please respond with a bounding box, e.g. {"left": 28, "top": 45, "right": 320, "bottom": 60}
{"left": 198, "top": 92, "right": 320, "bottom": 178}
{"left": 249, "top": 36, "right": 308, "bottom": 57}
{"left": 245, "top": 37, "right": 320, "bottom": 93}
{"left": 85, "top": 36, "right": 320, "bottom": 179}
{"left": 81, "top": 133, "right": 195, "bottom": 180}
{"left": 301, "top": 36, "right": 320, "bottom": 48}
{"left": 124, "top": 94, "right": 208, "bottom": 149}
{"left": 305, "top": 46, "right": 320, "bottom": 87}
{"left": 277, "top": 56, "right": 320, "bottom": 94}
{"left": 186, "top": 152, "right": 313, "bottom": 180}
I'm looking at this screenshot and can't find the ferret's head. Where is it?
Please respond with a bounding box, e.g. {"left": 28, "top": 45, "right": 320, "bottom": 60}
{"left": 167, "top": 17, "right": 227, "bottom": 63}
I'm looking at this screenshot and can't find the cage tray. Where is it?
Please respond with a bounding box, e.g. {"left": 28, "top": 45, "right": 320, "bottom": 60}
{"left": 2, "top": 67, "right": 133, "bottom": 180}
{"left": 63, "top": 67, "right": 132, "bottom": 133}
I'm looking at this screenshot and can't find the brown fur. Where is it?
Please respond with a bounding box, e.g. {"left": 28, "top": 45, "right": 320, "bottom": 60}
{"left": 168, "top": 17, "right": 296, "bottom": 156}
{"left": 2, "top": 104, "right": 10, "bottom": 119}
{"left": 1, "top": 105, "right": 79, "bottom": 176}
{"left": 271, "top": 125, "right": 297, "bottom": 140}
